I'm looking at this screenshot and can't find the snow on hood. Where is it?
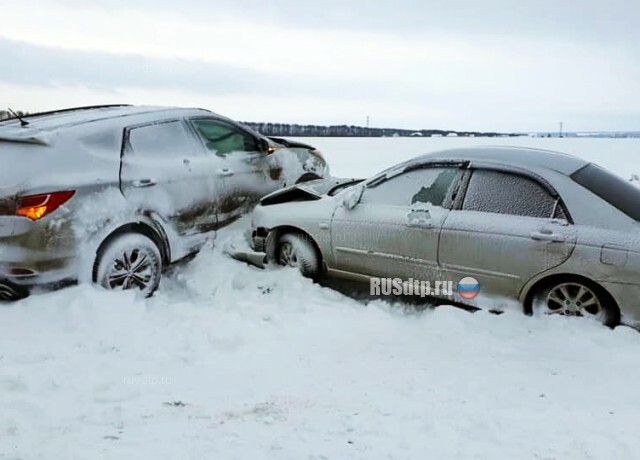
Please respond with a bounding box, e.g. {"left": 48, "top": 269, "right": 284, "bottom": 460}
{"left": 259, "top": 184, "right": 322, "bottom": 206}
{"left": 259, "top": 177, "right": 362, "bottom": 206}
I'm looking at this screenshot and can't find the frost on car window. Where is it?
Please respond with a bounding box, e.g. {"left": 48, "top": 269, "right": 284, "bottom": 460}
{"left": 362, "top": 168, "right": 457, "bottom": 207}
{"left": 127, "top": 121, "right": 192, "bottom": 159}
{"left": 192, "top": 119, "right": 258, "bottom": 157}
{"left": 462, "top": 170, "right": 556, "bottom": 218}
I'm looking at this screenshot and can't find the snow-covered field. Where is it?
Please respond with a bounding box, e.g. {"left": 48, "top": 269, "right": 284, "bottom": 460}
{"left": 2, "top": 138, "right": 640, "bottom": 459}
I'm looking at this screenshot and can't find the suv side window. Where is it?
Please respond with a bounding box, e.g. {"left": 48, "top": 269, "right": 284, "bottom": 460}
{"left": 462, "top": 169, "right": 562, "bottom": 219}
{"left": 362, "top": 168, "right": 459, "bottom": 207}
{"left": 191, "top": 119, "right": 259, "bottom": 157}
{"left": 126, "top": 120, "right": 194, "bottom": 159}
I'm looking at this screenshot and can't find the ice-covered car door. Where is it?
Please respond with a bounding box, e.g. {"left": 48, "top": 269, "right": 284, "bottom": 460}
{"left": 439, "top": 168, "right": 577, "bottom": 300}
{"left": 330, "top": 167, "right": 461, "bottom": 280}
{"left": 120, "top": 119, "right": 217, "bottom": 235}
{"left": 189, "top": 117, "right": 279, "bottom": 226}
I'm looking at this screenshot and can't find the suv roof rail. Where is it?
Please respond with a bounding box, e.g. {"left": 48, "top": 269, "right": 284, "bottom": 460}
{"left": 2, "top": 104, "right": 133, "bottom": 123}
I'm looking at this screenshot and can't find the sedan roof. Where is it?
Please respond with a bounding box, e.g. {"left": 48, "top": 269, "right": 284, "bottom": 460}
{"left": 415, "top": 146, "right": 589, "bottom": 176}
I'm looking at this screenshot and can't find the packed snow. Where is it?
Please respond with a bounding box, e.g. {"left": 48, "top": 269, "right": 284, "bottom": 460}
{"left": 2, "top": 137, "right": 640, "bottom": 459}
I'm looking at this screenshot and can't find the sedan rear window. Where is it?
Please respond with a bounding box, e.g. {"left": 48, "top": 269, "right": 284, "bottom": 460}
{"left": 463, "top": 170, "right": 559, "bottom": 219}
{"left": 571, "top": 164, "right": 640, "bottom": 221}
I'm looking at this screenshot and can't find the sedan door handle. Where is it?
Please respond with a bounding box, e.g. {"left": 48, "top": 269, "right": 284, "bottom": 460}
{"left": 217, "top": 168, "right": 234, "bottom": 177}
{"left": 131, "top": 178, "right": 157, "bottom": 188}
{"left": 407, "top": 209, "right": 434, "bottom": 229}
{"left": 530, "top": 231, "right": 566, "bottom": 242}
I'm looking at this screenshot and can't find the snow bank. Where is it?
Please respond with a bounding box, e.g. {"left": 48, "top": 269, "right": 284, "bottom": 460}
{"left": 2, "top": 224, "right": 640, "bottom": 458}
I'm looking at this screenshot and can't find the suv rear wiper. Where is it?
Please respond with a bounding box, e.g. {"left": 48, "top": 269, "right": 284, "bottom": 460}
{"left": 8, "top": 108, "right": 29, "bottom": 127}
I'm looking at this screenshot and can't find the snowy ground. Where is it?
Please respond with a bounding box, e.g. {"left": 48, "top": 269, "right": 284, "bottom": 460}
{"left": 2, "top": 138, "right": 640, "bottom": 459}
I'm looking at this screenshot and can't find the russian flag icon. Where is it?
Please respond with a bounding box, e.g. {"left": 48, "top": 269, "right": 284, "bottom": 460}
{"left": 457, "top": 277, "right": 480, "bottom": 299}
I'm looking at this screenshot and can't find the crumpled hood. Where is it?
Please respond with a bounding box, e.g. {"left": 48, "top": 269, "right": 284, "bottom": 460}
{"left": 260, "top": 184, "right": 322, "bottom": 206}
{"left": 259, "top": 177, "right": 362, "bottom": 206}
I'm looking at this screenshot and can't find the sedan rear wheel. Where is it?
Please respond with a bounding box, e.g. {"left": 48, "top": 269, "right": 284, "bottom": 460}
{"left": 533, "top": 279, "right": 618, "bottom": 327}
{"left": 546, "top": 282, "right": 601, "bottom": 317}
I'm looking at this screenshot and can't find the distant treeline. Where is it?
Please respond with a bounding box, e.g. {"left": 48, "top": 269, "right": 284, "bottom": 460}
{"left": 0, "top": 110, "right": 516, "bottom": 137}
{"left": 243, "top": 122, "right": 517, "bottom": 138}
{"left": 0, "top": 110, "right": 28, "bottom": 121}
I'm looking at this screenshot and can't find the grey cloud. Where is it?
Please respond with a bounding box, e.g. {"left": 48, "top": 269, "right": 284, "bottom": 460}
{"left": 1, "top": 37, "right": 263, "bottom": 93}
{"left": 55, "top": 0, "right": 640, "bottom": 48}
{"left": 0, "top": 37, "right": 419, "bottom": 100}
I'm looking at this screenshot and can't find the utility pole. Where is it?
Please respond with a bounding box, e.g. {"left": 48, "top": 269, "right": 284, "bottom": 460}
{"left": 559, "top": 121, "right": 564, "bottom": 138}
{"left": 366, "top": 116, "right": 370, "bottom": 128}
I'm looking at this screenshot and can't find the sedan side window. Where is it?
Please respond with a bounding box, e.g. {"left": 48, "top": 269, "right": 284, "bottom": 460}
{"left": 362, "top": 168, "right": 459, "bottom": 207}
{"left": 192, "top": 119, "right": 258, "bottom": 157}
{"left": 462, "top": 169, "right": 559, "bottom": 218}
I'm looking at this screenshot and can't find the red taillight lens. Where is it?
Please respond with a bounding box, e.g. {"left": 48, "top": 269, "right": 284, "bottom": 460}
{"left": 16, "top": 191, "right": 75, "bottom": 221}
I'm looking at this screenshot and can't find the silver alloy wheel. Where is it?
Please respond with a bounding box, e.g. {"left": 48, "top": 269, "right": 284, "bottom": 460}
{"left": 106, "top": 248, "right": 155, "bottom": 291}
{"left": 545, "top": 282, "right": 602, "bottom": 317}
{"left": 278, "top": 242, "right": 298, "bottom": 267}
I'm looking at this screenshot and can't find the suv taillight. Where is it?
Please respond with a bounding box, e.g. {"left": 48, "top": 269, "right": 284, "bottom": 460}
{"left": 15, "top": 191, "right": 75, "bottom": 221}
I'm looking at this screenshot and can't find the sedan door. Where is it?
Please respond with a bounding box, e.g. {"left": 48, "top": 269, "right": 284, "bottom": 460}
{"left": 120, "top": 119, "right": 218, "bottom": 236}
{"left": 330, "top": 166, "right": 462, "bottom": 281}
{"left": 439, "top": 168, "right": 577, "bottom": 301}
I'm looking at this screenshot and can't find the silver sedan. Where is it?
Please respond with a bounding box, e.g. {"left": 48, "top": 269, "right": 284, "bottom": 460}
{"left": 248, "top": 147, "right": 640, "bottom": 329}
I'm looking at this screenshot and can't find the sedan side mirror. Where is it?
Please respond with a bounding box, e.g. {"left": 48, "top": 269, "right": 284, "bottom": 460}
{"left": 343, "top": 185, "right": 364, "bottom": 210}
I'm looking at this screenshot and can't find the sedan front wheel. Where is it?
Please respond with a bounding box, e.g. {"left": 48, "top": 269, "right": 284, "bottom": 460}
{"left": 276, "top": 233, "right": 321, "bottom": 278}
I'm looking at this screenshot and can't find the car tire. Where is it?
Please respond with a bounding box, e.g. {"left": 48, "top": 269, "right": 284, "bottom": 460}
{"left": 531, "top": 277, "right": 619, "bottom": 328}
{"left": 276, "top": 233, "right": 320, "bottom": 277}
{"left": 95, "top": 233, "right": 163, "bottom": 297}
{"left": 0, "top": 282, "right": 28, "bottom": 302}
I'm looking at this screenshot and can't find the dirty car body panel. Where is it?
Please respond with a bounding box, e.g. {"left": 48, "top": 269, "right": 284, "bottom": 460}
{"left": 0, "top": 105, "right": 328, "bottom": 297}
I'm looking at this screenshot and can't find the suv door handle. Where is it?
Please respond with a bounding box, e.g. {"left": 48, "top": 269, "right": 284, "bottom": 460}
{"left": 530, "top": 231, "right": 566, "bottom": 242}
{"left": 132, "top": 178, "right": 157, "bottom": 188}
{"left": 217, "top": 169, "right": 234, "bottom": 177}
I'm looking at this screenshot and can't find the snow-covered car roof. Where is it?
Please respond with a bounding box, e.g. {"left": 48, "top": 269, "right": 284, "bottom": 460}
{"left": 0, "top": 105, "right": 219, "bottom": 132}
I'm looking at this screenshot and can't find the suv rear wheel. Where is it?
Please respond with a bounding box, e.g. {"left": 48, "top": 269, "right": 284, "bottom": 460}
{"left": 95, "top": 233, "right": 162, "bottom": 297}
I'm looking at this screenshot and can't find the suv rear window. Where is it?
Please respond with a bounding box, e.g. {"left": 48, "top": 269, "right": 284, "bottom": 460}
{"left": 571, "top": 164, "right": 640, "bottom": 221}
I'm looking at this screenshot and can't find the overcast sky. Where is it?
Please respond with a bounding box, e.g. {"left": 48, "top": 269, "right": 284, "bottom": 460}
{"left": 3, "top": 0, "right": 639, "bottom": 132}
